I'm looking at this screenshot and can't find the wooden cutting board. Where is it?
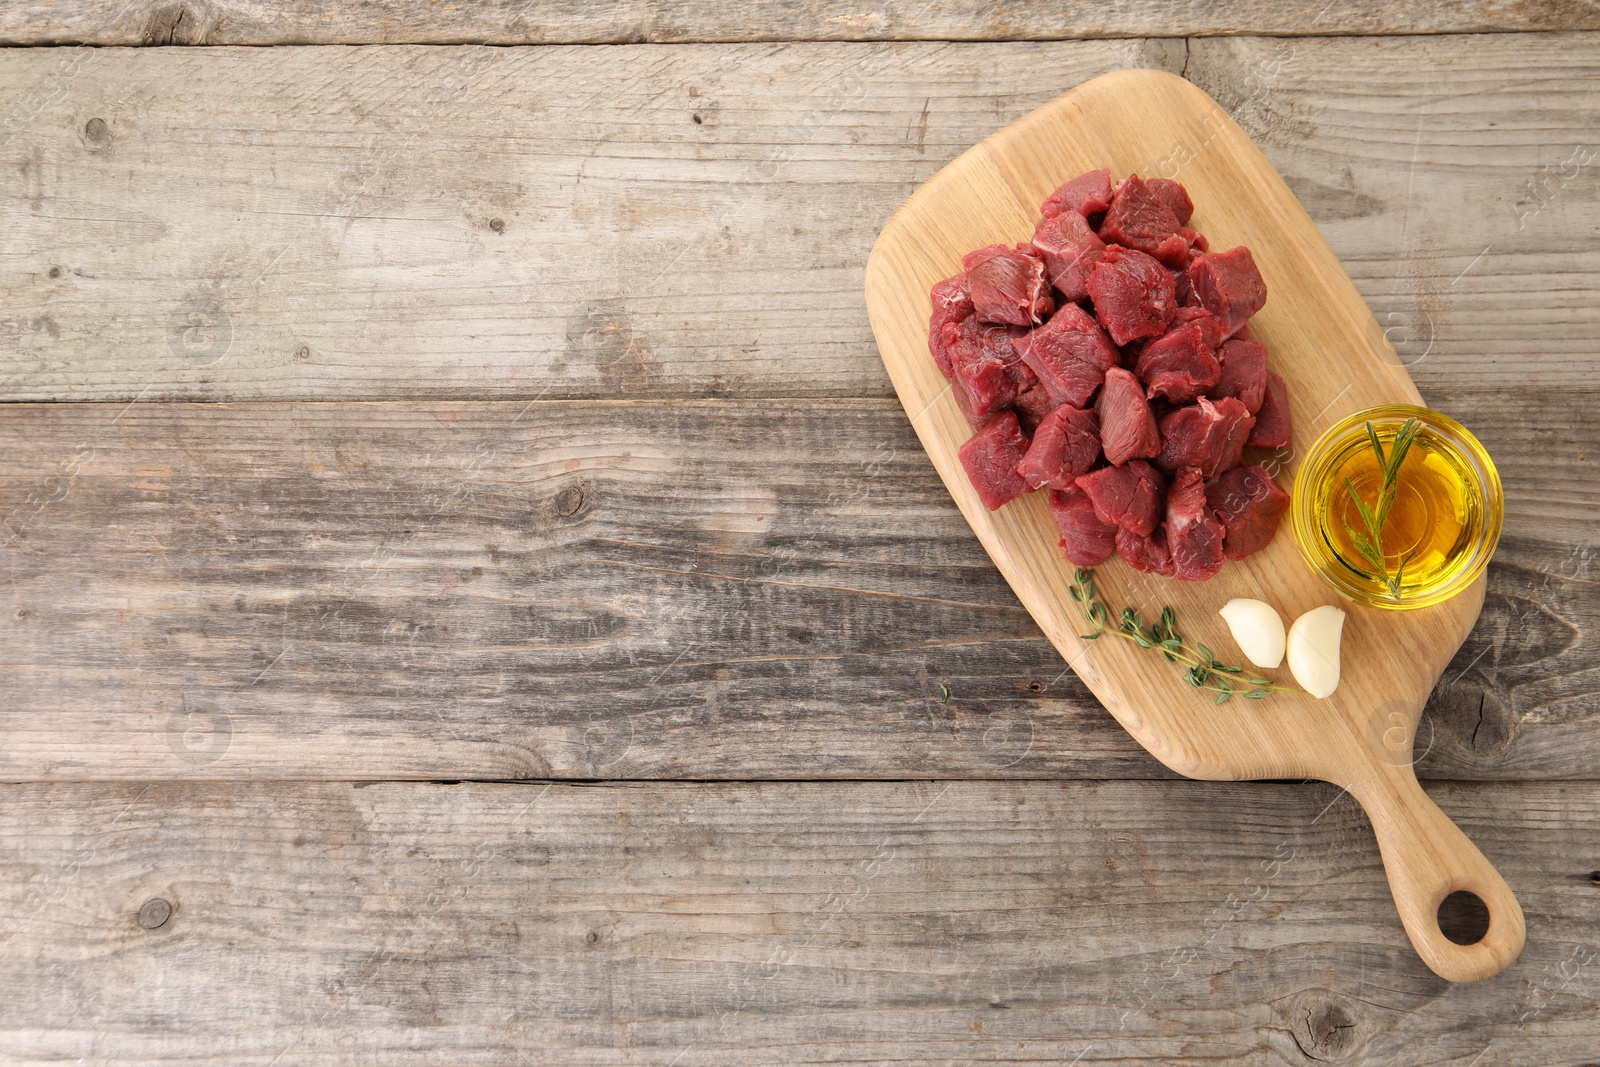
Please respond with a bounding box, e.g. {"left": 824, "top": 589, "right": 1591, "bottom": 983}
{"left": 864, "top": 69, "right": 1523, "bottom": 983}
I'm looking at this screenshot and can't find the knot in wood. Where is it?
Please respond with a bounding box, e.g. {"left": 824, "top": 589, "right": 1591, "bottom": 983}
{"left": 83, "top": 118, "right": 112, "bottom": 149}
{"left": 1277, "top": 989, "right": 1364, "bottom": 1062}
{"left": 138, "top": 897, "right": 172, "bottom": 929}
{"left": 554, "top": 483, "right": 589, "bottom": 518}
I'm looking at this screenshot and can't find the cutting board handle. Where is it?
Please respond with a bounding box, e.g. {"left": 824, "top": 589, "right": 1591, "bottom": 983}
{"left": 1347, "top": 753, "right": 1525, "bottom": 982}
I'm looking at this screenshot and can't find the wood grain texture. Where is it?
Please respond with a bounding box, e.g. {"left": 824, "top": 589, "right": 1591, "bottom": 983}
{"left": 1, "top": 396, "right": 1592, "bottom": 783}
{"left": 2, "top": 0, "right": 1596, "bottom": 46}
{"left": 1, "top": 779, "right": 1595, "bottom": 1065}
{"left": 865, "top": 66, "right": 1531, "bottom": 980}
{"left": 0, "top": 39, "right": 1179, "bottom": 403}
{"left": 0, "top": 35, "right": 1597, "bottom": 403}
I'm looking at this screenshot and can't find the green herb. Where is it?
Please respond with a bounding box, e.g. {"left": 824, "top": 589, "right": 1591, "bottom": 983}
{"left": 1341, "top": 417, "right": 1421, "bottom": 599}
{"left": 938, "top": 683, "right": 951, "bottom": 704}
{"left": 1069, "top": 568, "right": 1297, "bottom": 703}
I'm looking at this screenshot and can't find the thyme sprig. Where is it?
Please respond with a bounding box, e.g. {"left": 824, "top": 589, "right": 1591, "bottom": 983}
{"left": 1069, "top": 568, "right": 1298, "bottom": 703}
{"left": 1342, "top": 417, "right": 1421, "bottom": 599}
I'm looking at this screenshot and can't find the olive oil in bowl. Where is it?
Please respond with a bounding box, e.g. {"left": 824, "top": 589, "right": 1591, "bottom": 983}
{"left": 1292, "top": 406, "right": 1503, "bottom": 610}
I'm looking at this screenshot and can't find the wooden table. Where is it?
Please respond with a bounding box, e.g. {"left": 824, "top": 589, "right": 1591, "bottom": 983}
{"left": 1, "top": 3, "right": 1596, "bottom": 1064}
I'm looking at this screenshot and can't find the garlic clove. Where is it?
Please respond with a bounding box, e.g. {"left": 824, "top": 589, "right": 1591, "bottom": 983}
{"left": 1217, "top": 598, "right": 1286, "bottom": 669}
{"left": 1287, "top": 605, "right": 1346, "bottom": 699}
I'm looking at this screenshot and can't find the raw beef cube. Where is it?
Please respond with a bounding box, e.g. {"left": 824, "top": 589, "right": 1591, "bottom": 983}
{"left": 1247, "top": 370, "right": 1292, "bottom": 447}
{"left": 1086, "top": 245, "right": 1178, "bottom": 346}
{"left": 1166, "top": 466, "right": 1226, "bottom": 581}
{"left": 1012, "top": 379, "right": 1060, "bottom": 434}
{"left": 1173, "top": 305, "right": 1224, "bottom": 348}
{"left": 945, "top": 318, "right": 1018, "bottom": 415}
{"left": 928, "top": 273, "right": 973, "bottom": 379}
{"left": 1017, "top": 404, "right": 1100, "bottom": 490}
{"left": 1206, "top": 464, "right": 1290, "bottom": 559}
{"left": 1076, "top": 459, "right": 1166, "bottom": 538}
{"left": 1098, "top": 174, "right": 1191, "bottom": 268}
{"left": 1015, "top": 303, "right": 1120, "bottom": 407}
{"left": 950, "top": 361, "right": 1011, "bottom": 424}
{"left": 1097, "top": 366, "right": 1162, "bottom": 465}
{"left": 1041, "top": 168, "right": 1114, "bottom": 219}
{"left": 1032, "top": 210, "right": 1106, "bottom": 303}
{"left": 963, "top": 244, "right": 1053, "bottom": 326}
{"left": 948, "top": 318, "right": 1028, "bottom": 423}
{"left": 1115, "top": 525, "right": 1177, "bottom": 577}
{"left": 1188, "top": 247, "right": 1267, "bottom": 337}
{"left": 1155, "top": 396, "right": 1255, "bottom": 478}
{"left": 958, "top": 410, "right": 1033, "bottom": 510}
{"left": 1209, "top": 338, "right": 1268, "bottom": 413}
{"left": 1048, "top": 485, "right": 1118, "bottom": 567}
{"left": 1134, "top": 319, "right": 1221, "bottom": 403}
{"left": 1146, "top": 178, "right": 1194, "bottom": 224}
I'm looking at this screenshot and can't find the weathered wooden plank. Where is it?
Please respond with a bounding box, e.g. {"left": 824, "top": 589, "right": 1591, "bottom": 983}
{"left": 2, "top": 0, "right": 1596, "bottom": 46}
{"left": 1, "top": 396, "right": 1592, "bottom": 782}
{"left": 0, "top": 779, "right": 1595, "bottom": 1065}
{"left": 1, "top": 35, "right": 1597, "bottom": 403}
{"left": 0, "top": 39, "right": 1181, "bottom": 405}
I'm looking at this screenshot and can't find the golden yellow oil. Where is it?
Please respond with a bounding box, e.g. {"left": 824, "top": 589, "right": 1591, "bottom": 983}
{"left": 1294, "top": 407, "right": 1502, "bottom": 609}
{"left": 1317, "top": 430, "right": 1481, "bottom": 598}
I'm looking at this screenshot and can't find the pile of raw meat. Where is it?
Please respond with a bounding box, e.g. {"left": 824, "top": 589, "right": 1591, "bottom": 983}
{"left": 930, "top": 170, "right": 1292, "bottom": 581}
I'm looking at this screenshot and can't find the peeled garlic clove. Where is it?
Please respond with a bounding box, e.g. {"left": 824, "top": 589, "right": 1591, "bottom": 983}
{"left": 1287, "top": 605, "right": 1346, "bottom": 699}
{"left": 1217, "top": 598, "right": 1286, "bottom": 669}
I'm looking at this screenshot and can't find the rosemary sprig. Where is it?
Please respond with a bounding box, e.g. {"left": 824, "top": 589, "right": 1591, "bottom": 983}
{"left": 1068, "top": 568, "right": 1298, "bottom": 703}
{"left": 1341, "top": 417, "right": 1421, "bottom": 599}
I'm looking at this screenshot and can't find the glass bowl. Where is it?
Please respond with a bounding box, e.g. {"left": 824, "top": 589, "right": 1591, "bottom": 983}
{"left": 1291, "top": 405, "right": 1503, "bottom": 610}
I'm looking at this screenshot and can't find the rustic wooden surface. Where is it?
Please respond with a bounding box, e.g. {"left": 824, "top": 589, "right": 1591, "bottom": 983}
{"left": 2, "top": 780, "right": 1597, "bottom": 1066}
{"left": 4, "top": 36, "right": 1599, "bottom": 404}
{"left": 0, "top": 398, "right": 1592, "bottom": 782}
{"left": 1, "top": 4, "right": 1598, "bottom": 1063}
{"left": 3, "top": 0, "right": 1597, "bottom": 46}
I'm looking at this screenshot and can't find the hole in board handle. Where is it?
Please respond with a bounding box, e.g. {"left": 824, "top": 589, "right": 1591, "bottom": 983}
{"left": 1437, "top": 890, "right": 1491, "bottom": 946}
